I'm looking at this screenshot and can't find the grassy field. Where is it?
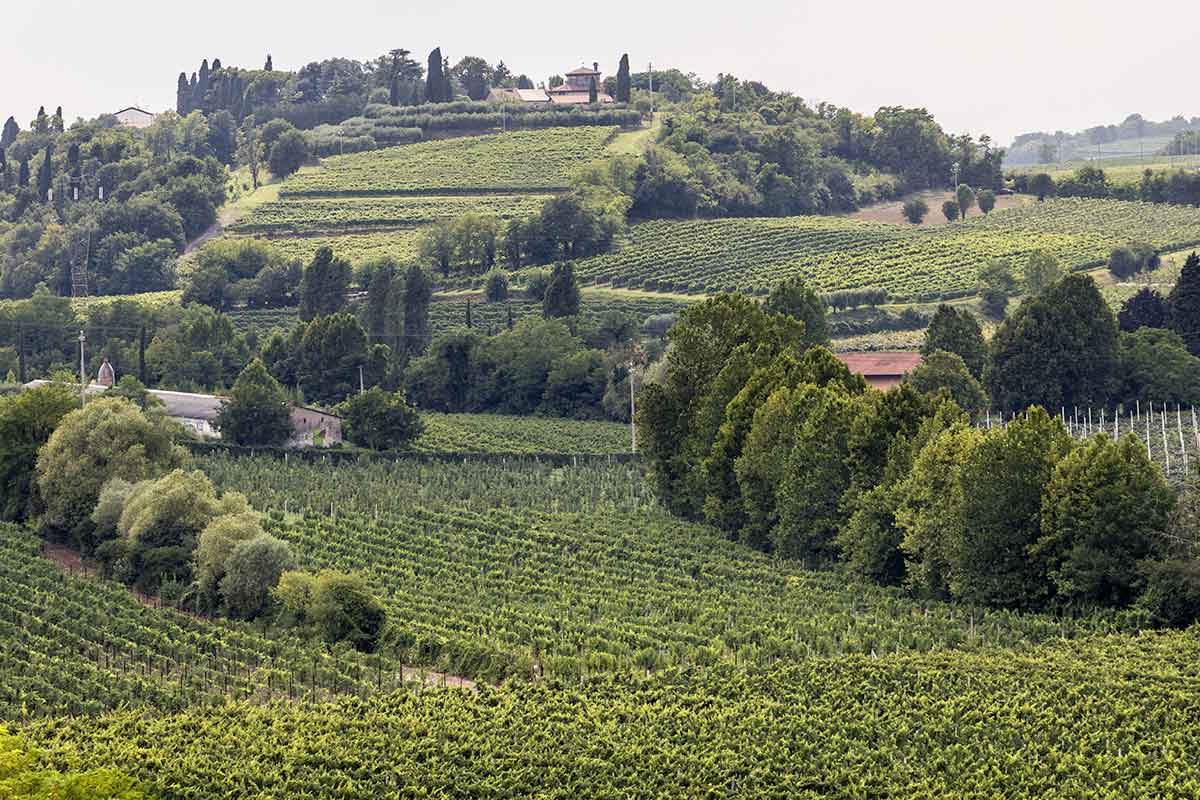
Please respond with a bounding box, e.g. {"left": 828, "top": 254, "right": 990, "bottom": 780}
{"left": 574, "top": 198, "right": 1200, "bottom": 300}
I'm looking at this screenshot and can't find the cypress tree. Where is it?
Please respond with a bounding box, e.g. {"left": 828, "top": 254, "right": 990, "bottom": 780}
{"left": 1169, "top": 252, "right": 1200, "bottom": 355}
{"left": 52, "top": 106, "right": 63, "bottom": 133}
{"left": 18, "top": 158, "right": 29, "bottom": 188}
{"left": 176, "top": 72, "right": 191, "bottom": 114}
{"left": 197, "top": 59, "right": 211, "bottom": 110}
{"left": 264, "top": 54, "right": 273, "bottom": 71}
{"left": 588, "top": 77, "right": 598, "bottom": 104}
{"left": 1, "top": 117, "right": 18, "bottom": 148}
{"left": 211, "top": 58, "right": 222, "bottom": 71}
{"left": 616, "top": 54, "right": 631, "bottom": 103}
{"left": 442, "top": 57, "right": 453, "bottom": 102}
{"left": 34, "top": 106, "right": 47, "bottom": 134}
{"left": 0, "top": 148, "right": 7, "bottom": 189}
{"left": 543, "top": 262, "right": 581, "bottom": 318}
{"left": 426, "top": 48, "right": 443, "bottom": 102}
{"left": 36, "top": 146, "right": 52, "bottom": 202}
{"left": 402, "top": 265, "right": 432, "bottom": 357}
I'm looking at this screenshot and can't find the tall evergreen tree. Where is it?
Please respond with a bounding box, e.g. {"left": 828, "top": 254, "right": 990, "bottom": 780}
{"left": 211, "top": 58, "right": 222, "bottom": 71}
{"left": 17, "top": 158, "right": 29, "bottom": 188}
{"left": 33, "top": 106, "right": 47, "bottom": 134}
{"left": 442, "top": 57, "right": 453, "bottom": 102}
{"left": 0, "top": 148, "right": 7, "bottom": 190}
{"left": 51, "top": 106, "right": 63, "bottom": 133}
{"left": 616, "top": 54, "right": 631, "bottom": 103}
{"left": 299, "top": 246, "right": 351, "bottom": 321}
{"left": 542, "top": 262, "right": 581, "bottom": 318}
{"left": 197, "top": 59, "right": 211, "bottom": 110}
{"left": 36, "top": 146, "right": 52, "bottom": 202}
{"left": 588, "top": 77, "right": 599, "bottom": 104}
{"left": 264, "top": 54, "right": 273, "bottom": 71}
{"left": 176, "top": 72, "right": 191, "bottom": 114}
{"left": 1169, "top": 252, "right": 1200, "bottom": 355}
{"left": 402, "top": 264, "right": 432, "bottom": 358}
{"left": 0, "top": 117, "right": 18, "bottom": 148}
{"left": 426, "top": 48, "right": 444, "bottom": 102}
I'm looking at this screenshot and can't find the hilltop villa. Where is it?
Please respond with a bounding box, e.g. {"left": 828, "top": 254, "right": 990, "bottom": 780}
{"left": 489, "top": 62, "right": 614, "bottom": 106}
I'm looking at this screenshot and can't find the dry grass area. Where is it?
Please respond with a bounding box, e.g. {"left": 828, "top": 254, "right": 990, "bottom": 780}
{"left": 846, "top": 190, "right": 1033, "bottom": 227}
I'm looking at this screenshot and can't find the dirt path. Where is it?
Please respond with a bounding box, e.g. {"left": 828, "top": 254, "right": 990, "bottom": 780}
{"left": 40, "top": 544, "right": 478, "bottom": 692}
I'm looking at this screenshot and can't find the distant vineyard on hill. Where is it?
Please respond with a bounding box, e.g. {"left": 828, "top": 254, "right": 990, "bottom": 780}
{"left": 231, "top": 194, "right": 553, "bottom": 234}
{"left": 281, "top": 126, "right": 617, "bottom": 196}
{"left": 575, "top": 198, "right": 1200, "bottom": 300}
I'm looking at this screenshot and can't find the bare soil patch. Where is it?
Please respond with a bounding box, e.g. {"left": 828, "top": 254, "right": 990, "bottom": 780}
{"left": 846, "top": 190, "right": 1032, "bottom": 227}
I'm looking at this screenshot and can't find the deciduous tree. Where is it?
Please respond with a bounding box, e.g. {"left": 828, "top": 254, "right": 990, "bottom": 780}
{"left": 216, "top": 358, "right": 292, "bottom": 446}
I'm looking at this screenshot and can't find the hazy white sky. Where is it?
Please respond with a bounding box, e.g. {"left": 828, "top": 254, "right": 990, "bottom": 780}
{"left": 2, "top": 0, "right": 1197, "bottom": 146}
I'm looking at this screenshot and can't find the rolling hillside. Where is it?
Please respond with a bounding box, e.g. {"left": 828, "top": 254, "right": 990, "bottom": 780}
{"left": 573, "top": 198, "right": 1200, "bottom": 300}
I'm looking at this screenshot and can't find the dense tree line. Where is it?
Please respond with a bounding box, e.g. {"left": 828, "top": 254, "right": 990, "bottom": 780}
{"left": 1011, "top": 166, "right": 1200, "bottom": 207}
{"left": 637, "top": 290, "right": 1200, "bottom": 624}
{"left": 0, "top": 109, "right": 228, "bottom": 300}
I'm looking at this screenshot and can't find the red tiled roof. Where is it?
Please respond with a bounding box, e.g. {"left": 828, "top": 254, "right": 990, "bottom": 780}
{"left": 834, "top": 351, "right": 924, "bottom": 376}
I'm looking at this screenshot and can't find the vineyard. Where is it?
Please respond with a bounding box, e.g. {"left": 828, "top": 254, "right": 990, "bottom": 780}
{"left": 426, "top": 289, "right": 692, "bottom": 335}
{"left": 230, "top": 194, "right": 553, "bottom": 235}
{"left": 224, "top": 289, "right": 691, "bottom": 343}
{"left": 195, "top": 453, "right": 1128, "bottom": 683}
{"left": 253, "top": 228, "right": 424, "bottom": 266}
{"left": 413, "top": 412, "right": 629, "bottom": 455}
{"left": 218, "top": 126, "right": 619, "bottom": 273}
{"left": 26, "top": 628, "right": 1200, "bottom": 798}
{"left": 0, "top": 525, "right": 420, "bottom": 720}
{"left": 280, "top": 127, "right": 617, "bottom": 196}
{"left": 574, "top": 198, "right": 1200, "bottom": 300}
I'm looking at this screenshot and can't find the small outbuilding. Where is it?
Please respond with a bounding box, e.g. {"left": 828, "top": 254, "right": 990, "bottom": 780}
{"left": 834, "top": 352, "right": 924, "bottom": 390}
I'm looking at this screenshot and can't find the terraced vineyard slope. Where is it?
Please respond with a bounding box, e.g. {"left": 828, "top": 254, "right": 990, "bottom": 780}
{"left": 282, "top": 126, "right": 617, "bottom": 196}
{"left": 577, "top": 198, "right": 1200, "bottom": 300}
{"left": 227, "top": 126, "right": 618, "bottom": 267}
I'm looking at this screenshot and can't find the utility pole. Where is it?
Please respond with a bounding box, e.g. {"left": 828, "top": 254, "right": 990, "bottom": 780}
{"left": 78, "top": 330, "right": 87, "bottom": 406}
{"left": 648, "top": 62, "right": 654, "bottom": 117}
